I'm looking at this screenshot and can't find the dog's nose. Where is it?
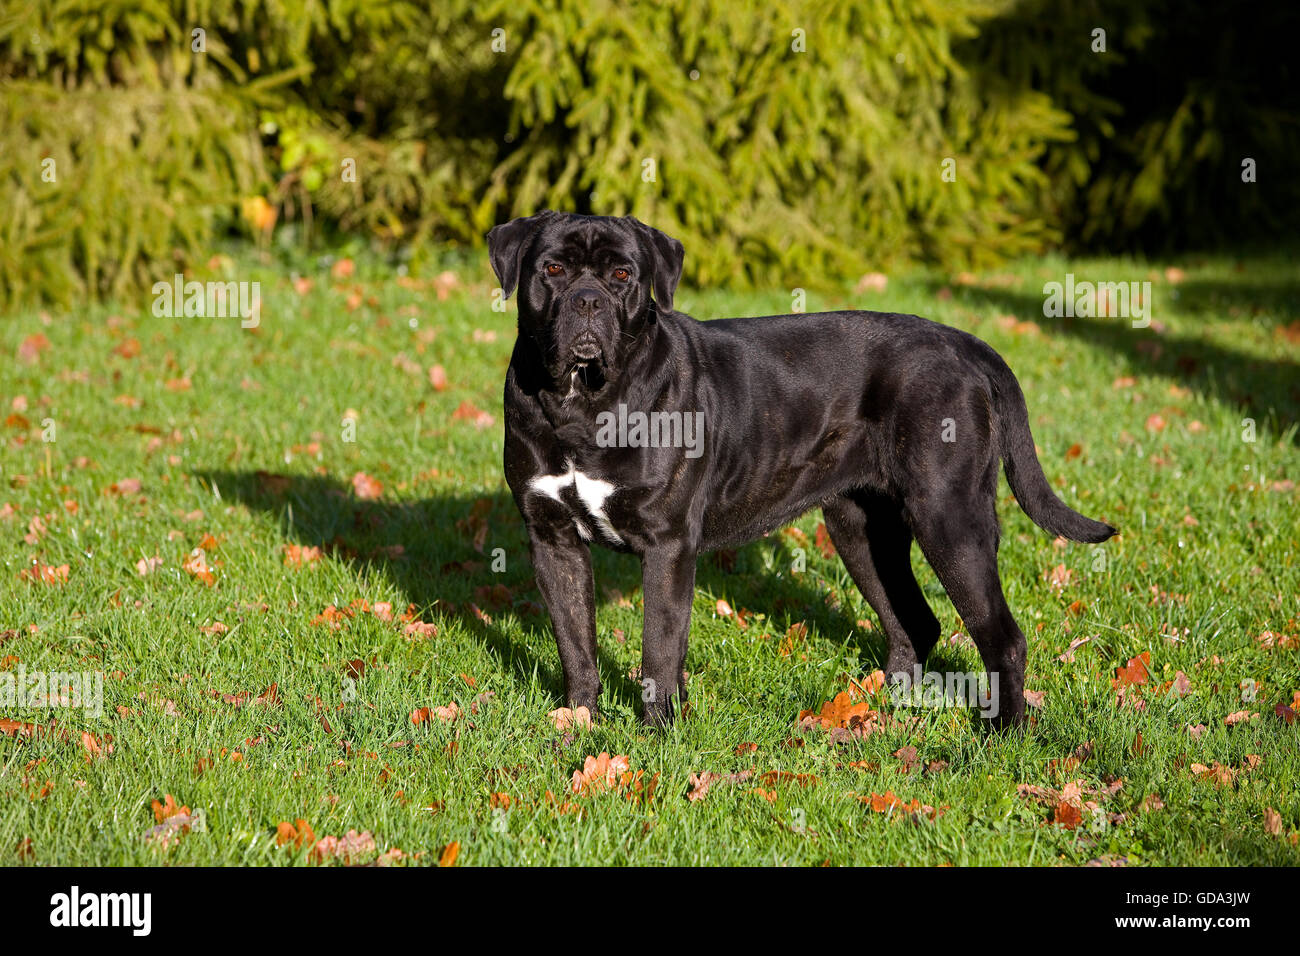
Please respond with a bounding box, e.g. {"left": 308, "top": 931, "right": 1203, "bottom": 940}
{"left": 570, "top": 288, "right": 606, "bottom": 315}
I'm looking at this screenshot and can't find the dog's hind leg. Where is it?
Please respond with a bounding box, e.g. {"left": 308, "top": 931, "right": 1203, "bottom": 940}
{"left": 907, "top": 497, "right": 1027, "bottom": 729}
{"left": 822, "top": 491, "right": 940, "bottom": 680}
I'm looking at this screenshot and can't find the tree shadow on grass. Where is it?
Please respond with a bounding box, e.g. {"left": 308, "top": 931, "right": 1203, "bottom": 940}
{"left": 926, "top": 280, "right": 1300, "bottom": 438}
{"left": 196, "top": 469, "right": 917, "bottom": 716}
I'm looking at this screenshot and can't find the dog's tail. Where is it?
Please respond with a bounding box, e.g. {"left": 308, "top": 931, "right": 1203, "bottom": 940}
{"left": 989, "top": 357, "right": 1117, "bottom": 544}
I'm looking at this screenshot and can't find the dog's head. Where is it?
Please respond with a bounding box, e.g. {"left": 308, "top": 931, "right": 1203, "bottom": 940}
{"left": 488, "top": 211, "right": 684, "bottom": 390}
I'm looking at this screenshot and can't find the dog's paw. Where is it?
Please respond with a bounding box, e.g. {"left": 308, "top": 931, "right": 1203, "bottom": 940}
{"left": 641, "top": 697, "right": 676, "bottom": 728}
{"left": 982, "top": 708, "right": 1027, "bottom": 734}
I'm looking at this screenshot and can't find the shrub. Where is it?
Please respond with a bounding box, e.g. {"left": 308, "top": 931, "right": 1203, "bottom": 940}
{"left": 1, "top": 1, "right": 1291, "bottom": 305}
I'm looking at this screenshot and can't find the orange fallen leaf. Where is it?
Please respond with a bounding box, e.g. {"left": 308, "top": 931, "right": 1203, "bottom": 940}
{"left": 1054, "top": 801, "right": 1084, "bottom": 829}
{"left": 451, "top": 401, "right": 495, "bottom": 429}
{"left": 80, "top": 731, "right": 113, "bottom": 761}
{"left": 779, "top": 621, "right": 808, "bottom": 657}
{"left": 548, "top": 706, "right": 592, "bottom": 731}
{"left": 181, "top": 549, "right": 215, "bottom": 586}
{"left": 283, "top": 544, "right": 324, "bottom": 567}
{"left": 570, "top": 752, "right": 631, "bottom": 796}
{"left": 310, "top": 829, "right": 376, "bottom": 864}
{"left": 798, "top": 691, "right": 879, "bottom": 735}
{"left": 351, "top": 472, "right": 383, "bottom": 500}
{"left": 1112, "top": 652, "right": 1151, "bottom": 688}
{"left": 686, "top": 770, "right": 755, "bottom": 802}
{"left": 19, "top": 561, "right": 69, "bottom": 586}
{"left": 0, "top": 718, "right": 38, "bottom": 737}
{"left": 151, "top": 793, "right": 190, "bottom": 823}
{"left": 275, "top": 818, "right": 317, "bottom": 850}
{"left": 410, "top": 701, "right": 459, "bottom": 725}
{"left": 1045, "top": 563, "right": 1074, "bottom": 594}
{"left": 403, "top": 620, "right": 438, "bottom": 638}
{"left": 813, "top": 522, "right": 836, "bottom": 558}
{"left": 18, "top": 333, "right": 51, "bottom": 364}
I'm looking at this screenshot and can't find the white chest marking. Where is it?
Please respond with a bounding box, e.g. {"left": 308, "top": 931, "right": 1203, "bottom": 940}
{"left": 528, "top": 460, "right": 623, "bottom": 544}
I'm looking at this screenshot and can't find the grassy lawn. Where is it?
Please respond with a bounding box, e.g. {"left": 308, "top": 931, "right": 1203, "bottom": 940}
{"left": 2, "top": 248, "right": 1298, "bottom": 866}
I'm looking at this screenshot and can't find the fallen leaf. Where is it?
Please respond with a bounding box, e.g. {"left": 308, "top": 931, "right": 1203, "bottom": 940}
{"left": 1054, "top": 802, "right": 1084, "bottom": 830}
{"left": 351, "top": 472, "right": 383, "bottom": 500}
{"left": 403, "top": 620, "right": 438, "bottom": 639}
{"left": 410, "top": 702, "right": 459, "bottom": 725}
{"left": 548, "top": 706, "right": 592, "bottom": 732}
{"left": 451, "top": 401, "right": 495, "bottom": 429}
{"left": 1264, "top": 808, "right": 1284, "bottom": 836}
{"left": 310, "top": 829, "right": 376, "bottom": 864}
{"left": 19, "top": 561, "right": 70, "bottom": 586}
{"left": 813, "top": 522, "right": 836, "bottom": 558}
{"left": 18, "top": 334, "right": 51, "bottom": 364}
{"left": 284, "top": 544, "right": 324, "bottom": 567}
{"left": 571, "top": 752, "right": 631, "bottom": 795}
{"left": 1112, "top": 652, "right": 1151, "bottom": 688}
{"left": 685, "top": 770, "right": 754, "bottom": 802}
{"left": 1045, "top": 563, "right": 1074, "bottom": 594}
{"left": 151, "top": 793, "right": 190, "bottom": 824}
{"left": 856, "top": 272, "right": 888, "bottom": 293}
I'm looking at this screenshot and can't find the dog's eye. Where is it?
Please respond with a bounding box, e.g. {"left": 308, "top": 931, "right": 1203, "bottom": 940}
{"left": 612, "top": 268, "right": 630, "bottom": 281}
{"left": 545, "top": 263, "right": 565, "bottom": 276}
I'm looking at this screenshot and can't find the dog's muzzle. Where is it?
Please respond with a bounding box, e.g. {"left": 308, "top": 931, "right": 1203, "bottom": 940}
{"left": 565, "top": 331, "right": 608, "bottom": 391}
{"left": 571, "top": 335, "right": 601, "bottom": 362}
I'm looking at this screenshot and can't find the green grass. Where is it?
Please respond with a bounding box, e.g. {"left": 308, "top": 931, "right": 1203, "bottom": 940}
{"left": 2, "top": 249, "right": 1298, "bottom": 866}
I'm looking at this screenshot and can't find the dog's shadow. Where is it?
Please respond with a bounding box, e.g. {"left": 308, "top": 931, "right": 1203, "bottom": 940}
{"left": 197, "top": 469, "right": 961, "bottom": 715}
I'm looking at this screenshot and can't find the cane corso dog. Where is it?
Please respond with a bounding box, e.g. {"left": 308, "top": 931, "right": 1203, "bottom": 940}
{"left": 490, "top": 210, "right": 1115, "bottom": 729}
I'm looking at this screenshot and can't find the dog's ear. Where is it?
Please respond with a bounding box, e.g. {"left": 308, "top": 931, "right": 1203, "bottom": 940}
{"left": 629, "top": 218, "right": 685, "bottom": 312}
{"left": 487, "top": 210, "right": 555, "bottom": 298}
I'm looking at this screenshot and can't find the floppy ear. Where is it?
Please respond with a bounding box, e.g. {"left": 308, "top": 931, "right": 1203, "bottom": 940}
{"left": 630, "top": 218, "right": 685, "bottom": 312}
{"left": 486, "top": 210, "right": 555, "bottom": 298}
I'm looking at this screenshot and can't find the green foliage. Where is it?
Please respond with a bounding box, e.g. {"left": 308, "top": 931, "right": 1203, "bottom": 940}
{"left": 959, "top": 0, "right": 1300, "bottom": 252}
{"left": 0, "top": 2, "right": 302, "bottom": 307}
{"left": 1, "top": 1, "right": 1292, "bottom": 305}
{"left": 482, "top": 0, "right": 1075, "bottom": 285}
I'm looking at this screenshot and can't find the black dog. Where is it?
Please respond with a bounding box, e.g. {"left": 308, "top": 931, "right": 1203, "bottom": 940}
{"left": 490, "top": 211, "right": 1114, "bottom": 729}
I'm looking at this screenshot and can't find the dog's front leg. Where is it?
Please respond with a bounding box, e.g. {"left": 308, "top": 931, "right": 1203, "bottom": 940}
{"left": 639, "top": 542, "right": 697, "bottom": 726}
{"left": 529, "top": 526, "right": 601, "bottom": 714}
